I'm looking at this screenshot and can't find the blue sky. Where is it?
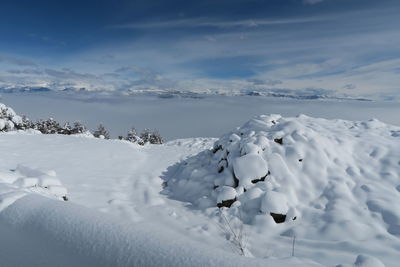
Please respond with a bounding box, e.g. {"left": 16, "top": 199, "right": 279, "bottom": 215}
{"left": 0, "top": 0, "right": 399, "bottom": 99}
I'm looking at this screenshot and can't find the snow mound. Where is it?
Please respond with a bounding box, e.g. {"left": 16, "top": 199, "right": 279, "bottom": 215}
{"left": 0, "top": 102, "right": 23, "bottom": 132}
{"left": 0, "top": 164, "right": 68, "bottom": 211}
{"left": 353, "top": 254, "right": 386, "bottom": 267}
{"left": 164, "top": 114, "right": 400, "bottom": 242}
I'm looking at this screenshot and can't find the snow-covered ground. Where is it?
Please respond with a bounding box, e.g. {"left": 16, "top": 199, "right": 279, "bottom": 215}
{"left": 0, "top": 133, "right": 323, "bottom": 266}
{"left": 1, "top": 112, "right": 399, "bottom": 266}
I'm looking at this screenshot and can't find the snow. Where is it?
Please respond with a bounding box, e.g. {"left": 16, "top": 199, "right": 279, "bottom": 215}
{"left": 353, "top": 255, "right": 386, "bottom": 267}
{"left": 260, "top": 191, "right": 289, "bottom": 215}
{"left": 0, "top": 133, "right": 325, "bottom": 266}
{"left": 0, "top": 194, "right": 325, "bottom": 267}
{"left": 164, "top": 114, "right": 400, "bottom": 266}
{"left": 0, "top": 111, "right": 399, "bottom": 266}
{"left": 232, "top": 154, "right": 269, "bottom": 188}
{"left": 0, "top": 162, "right": 68, "bottom": 212}
{"left": 217, "top": 186, "right": 237, "bottom": 203}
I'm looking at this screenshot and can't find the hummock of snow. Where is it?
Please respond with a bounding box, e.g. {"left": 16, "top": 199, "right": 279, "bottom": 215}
{"left": 0, "top": 103, "right": 22, "bottom": 131}
{"left": 353, "top": 254, "right": 386, "bottom": 267}
{"left": 0, "top": 164, "right": 67, "bottom": 211}
{"left": 164, "top": 114, "right": 400, "bottom": 245}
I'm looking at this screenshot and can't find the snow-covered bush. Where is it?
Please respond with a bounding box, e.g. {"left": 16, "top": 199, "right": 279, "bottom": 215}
{"left": 0, "top": 102, "right": 23, "bottom": 132}
{"left": 93, "top": 124, "right": 110, "bottom": 139}
{"left": 163, "top": 114, "right": 400, "bottom": 241}
{"left": 123, "top": 127, "right": 163, "bottom": 145}
{"left": 148, "top": 130, "right": 163, "bottom": 144}
{"left": 0, "top": 102, "right": 165, "bottom": 142}
{"left": 140, "top": 128, "right": 152, "bottom": 143}
{"left": 19, "top": 115, "right": 35, "bottom": 130}
{"left": 71, "top": 121, "right": 86, "bottom": 134}
{"left": 35, "top": 118, "right": 62, "bottom": 134}
{"left": 125, "top": 127, "right": 144, "bottom": 145}
{"left": 139, "top": 128, "right": 164, "bottom": 145}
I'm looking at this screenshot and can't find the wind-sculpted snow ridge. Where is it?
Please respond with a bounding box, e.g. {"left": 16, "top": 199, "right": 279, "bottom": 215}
{"left": 0, "top": 164, "right": 68, "bottom": 211}
{"left": 0, "top": 102, "right": 23, "bottom": 131}
{"left": 164, "top": 114, "right": 400, "bottom": 243}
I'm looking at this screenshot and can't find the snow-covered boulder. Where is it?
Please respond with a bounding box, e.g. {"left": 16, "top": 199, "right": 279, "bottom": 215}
{"left": 164, "top": 114, "right": 400, "bottom": 242}
{"left": 0, "top": 103, "right": 23, "bottom": 132}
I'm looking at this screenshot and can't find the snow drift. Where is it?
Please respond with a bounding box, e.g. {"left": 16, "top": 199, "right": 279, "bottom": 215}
{"left": 0, "top": 194, "right": 323, "bottom": 267}
{"left": 164, "top": 114, "right": 400, "bottom": 241}
{"left": 0, "top": 164, "right": 68, "bottom": 212}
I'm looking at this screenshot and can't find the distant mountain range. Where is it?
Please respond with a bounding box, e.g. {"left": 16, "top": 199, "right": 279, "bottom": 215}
{"left": 0, "top": 86, "right": 372, "bottom": 102}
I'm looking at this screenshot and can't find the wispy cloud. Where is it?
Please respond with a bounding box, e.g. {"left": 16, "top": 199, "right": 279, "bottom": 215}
{"left": 111, "top": 17, "right": 322, "bottom": 30}
{"left": 7, "top": 69, "right": 43, "bottom": 75}
{"left": 0, "top": 55, "right": 37, "bottom": 66}
{"left": 45, "top": 68, "right": 98, "bottom": 80}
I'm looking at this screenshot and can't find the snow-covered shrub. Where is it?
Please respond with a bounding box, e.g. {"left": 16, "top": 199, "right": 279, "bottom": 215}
{"left": 148, "top": 130, "right": 163, "bottom": 144}
{"left": 59, "top": 122, "right": 73, "bottom": 135}
{"left": 139, "top": 128, "right": 164, "bottom": 145}
{"left": 18, "top": 115, "right": 35, "bottom": 130}
{"left": 57, "top": 121, "right": 88, "bottom": 135}
{"left": 93, "top": 124, "right": 110, "bottom": 139}
{"left": 140, "top": 128, "right": 152, "bottom": 143}
{"left": 0, "top": 102, "right": 92, "bottom": 136}
{"left": 163, "top": 114, "right": 400, "bottom": 241}
{"left": 35, "top": 118, "right": 62, "bottom": 134}
{"left": 71, "top": 121, "right": 86, "bottom": 134}
{"left": 121, "top": 127, "right": 164, "bottom": 145}
{"left": 125, "top": 127, "right": 144, "bottom": 145}
{"left": 0, "top": 102, "right": 23, "bottom": 132}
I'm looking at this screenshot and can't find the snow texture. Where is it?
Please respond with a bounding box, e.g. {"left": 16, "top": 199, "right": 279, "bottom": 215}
{"left": 0, "top": 164, "right": 67, "bottom": 212}
{"left": 0, "top": 194, "right": 325, "bottom": 267}
{"left": 165, "top": 114, "right": 400, "bottom": 246}
{"left": 1, "top": 115, "right": 398, "bottom": 266}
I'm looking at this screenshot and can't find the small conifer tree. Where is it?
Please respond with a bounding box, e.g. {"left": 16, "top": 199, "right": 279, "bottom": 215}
{"left": 71, "top": 121, "right": 86, "bottom": 134}
{"left": 93, "top": 124, "right": 110, "bottom": 139}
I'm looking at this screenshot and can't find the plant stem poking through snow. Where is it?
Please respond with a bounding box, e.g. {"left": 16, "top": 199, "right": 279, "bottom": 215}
{"left": 292, "top": 235, "right": 296, "bottom": 257}
{"left": 216, "top": 210, "right": 251, "bottom": 257}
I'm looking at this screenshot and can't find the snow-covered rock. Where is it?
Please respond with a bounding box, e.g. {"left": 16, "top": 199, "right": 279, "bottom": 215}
{"left": 260, "top": 191, "right": 288, "bottom": 215}
{"left": 164, "top": 114, "right": 400, "bottom": 245}
{"left": 233, "top": 154, "right": 269, "bottom": 188}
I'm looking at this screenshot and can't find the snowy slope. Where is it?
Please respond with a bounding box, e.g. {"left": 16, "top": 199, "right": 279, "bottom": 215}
{"left": 0, "top": 115, "right": 398, "bottom": 266}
